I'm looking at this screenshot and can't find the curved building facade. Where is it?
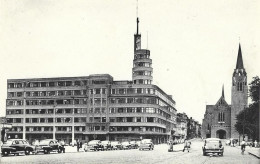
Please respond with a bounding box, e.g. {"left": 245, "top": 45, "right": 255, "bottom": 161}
{"left": 5, "top": 18, "right": 177, "bottom": 144}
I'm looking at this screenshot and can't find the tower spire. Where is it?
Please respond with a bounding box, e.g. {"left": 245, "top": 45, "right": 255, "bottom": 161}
{"left": 236, "top": 43, "right": 244, "bottom": 69}
{"left": 222, "top": 84, "right": 225, "bottom": 99}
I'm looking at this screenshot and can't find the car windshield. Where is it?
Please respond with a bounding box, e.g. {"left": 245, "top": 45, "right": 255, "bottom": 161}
{"left": 88, "top": 141, "right": 98, "bottom": 145}
{"left": 101, "top": 141, "right": 109, "bottom": 144}
{"left": 4, "top": 140, "right": 13, "bottom": 145}
{"left": 142, "top": 139, "right": 152, "bottom": 143}
{"left": 39, "top": 140, "right": 51, "bottom": 145}
{"left": 111, "top": 142, "right": 118, "bottom": 144}
{"left": 122, "top": 142, "right": 129, "bottom": 145}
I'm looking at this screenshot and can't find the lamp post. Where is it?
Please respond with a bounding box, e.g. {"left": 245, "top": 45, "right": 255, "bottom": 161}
{"left": 53, "top": 103, "right": 56, "bottom": 140}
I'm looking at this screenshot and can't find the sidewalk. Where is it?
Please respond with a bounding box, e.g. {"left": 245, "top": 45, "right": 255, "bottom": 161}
{"left": 65, "top": 146, "right": 85, "bottom": 153}
{"left": 247, "top": 147, "right": 260, "bottom": 159}
{"left": 233, "top": 145, "right": 260, "bottom": 159}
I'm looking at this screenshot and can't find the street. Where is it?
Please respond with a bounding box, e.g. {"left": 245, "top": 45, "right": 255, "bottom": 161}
{"left": 1, "top": 139, "right": 259, "bottom": 164}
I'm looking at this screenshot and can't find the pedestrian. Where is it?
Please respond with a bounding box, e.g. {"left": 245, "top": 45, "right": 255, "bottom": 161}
{"left": 232, "top": 139, "right": 235, "bottom": 147}
{"left": 183, "top": 139, "right": 190, "bottom": 152}
{"left": 168, "top": 140, "right": 173, "bottom": 152}
{"left": 254, "top": 140, "right": 257, "bottom": 148}
{"left": 241, "top": 139, "right": 246, "bottom": 155}
{"left": 76, "top": 139, "right": 80, "bottom": 152}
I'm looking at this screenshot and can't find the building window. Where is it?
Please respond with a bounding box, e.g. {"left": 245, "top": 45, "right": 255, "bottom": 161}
{"left": 136, "top": 117, "right": 141, "bottom": 122}
{"left": 218, "top": 112, "right": 225, "bottom": 122}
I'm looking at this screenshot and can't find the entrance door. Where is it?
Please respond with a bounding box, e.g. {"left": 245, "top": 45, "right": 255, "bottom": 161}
{"left": 216, "top": 130, "right": 226, "bottom": 139}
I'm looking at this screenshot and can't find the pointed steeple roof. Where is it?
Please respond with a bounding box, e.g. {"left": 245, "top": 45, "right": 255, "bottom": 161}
{"left": 222, "top": 84, "right": 225, "bottom": 99}
{"left": 236, "top": 43, "right": 244, "bottom": 69}
{"left": 215, "top": 85, "right": 228, "bottom": 107}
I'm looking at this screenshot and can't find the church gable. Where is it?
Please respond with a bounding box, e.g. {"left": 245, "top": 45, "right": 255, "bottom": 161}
{"left": 215, "top": 96, "right": 229, "bottom": 108}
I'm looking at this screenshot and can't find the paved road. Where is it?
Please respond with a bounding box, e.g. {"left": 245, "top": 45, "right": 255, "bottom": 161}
{"left": 1, "top": 139, "right": 259, "bottom": 164}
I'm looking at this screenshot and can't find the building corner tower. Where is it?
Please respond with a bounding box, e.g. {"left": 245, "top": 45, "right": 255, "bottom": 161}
{"left": 231, "top": 43, "right": 248, "bottom": 139}
{"left": 132, "top": 17, "right": 153, "bottom": 84}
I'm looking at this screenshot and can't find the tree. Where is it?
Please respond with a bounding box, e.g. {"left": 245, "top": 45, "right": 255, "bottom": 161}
{"left": 235, "top": 76, "right": 260, "bottom": 141}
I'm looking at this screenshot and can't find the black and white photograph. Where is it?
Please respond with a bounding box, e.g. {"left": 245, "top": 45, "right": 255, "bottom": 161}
{"left": 0, "top": 0, "right": 259, "bottom": 163}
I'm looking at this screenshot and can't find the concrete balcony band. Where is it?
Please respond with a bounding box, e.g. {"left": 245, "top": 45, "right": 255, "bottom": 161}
{"left": 133, "top": 58, "right": 152, "bottom": 63}
{"left": 132, "top": 67, "right": 153, "bottom": 72}
{"left": 132, "top": 75, "right": 153, "bottom": 80}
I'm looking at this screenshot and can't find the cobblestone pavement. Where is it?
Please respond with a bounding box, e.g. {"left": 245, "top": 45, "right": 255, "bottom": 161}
{"left": 1, "top": 139, "right": 259, "bottom": 164}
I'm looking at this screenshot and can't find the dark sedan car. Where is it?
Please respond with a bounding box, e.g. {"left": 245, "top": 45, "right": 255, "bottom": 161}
{"left": 1, "top": 139, "right": 35, "bottom": 156}
{"left": 202, "top": 138, "right": 224, "bottom": 156}
{"left": 35, "top": 139, "right": 65, "bottom": 154}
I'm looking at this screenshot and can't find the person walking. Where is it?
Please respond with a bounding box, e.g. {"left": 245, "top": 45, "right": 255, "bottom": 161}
{"left": 76, "top": 139, "right": 80, "bottom": 152}
{"left": 183, "top": 139, "right": 190, "bottom": 152}
{"left": 254, "top": 140, "right": 258, "bottom": 148}
{"left": 241, "top": 139, "right": 246, "bottom": 155}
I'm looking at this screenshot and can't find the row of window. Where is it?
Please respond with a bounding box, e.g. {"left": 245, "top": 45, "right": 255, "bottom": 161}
{"left": 109, "top": 97, "right": 157, "bottom": 104}
{"left": 8, "top": 80, "right": 87, "bottom": 89}
{"left": 134, "top": 53, "right": 150, "bottom": 59}
{"left": 110, "top": 88, "right": 155, "bottom": 95}
{"left": 133, "top": 62, "right": 152, "bottom": 68}
{"left": 133, "top": 79, "right": 152, "bottom": 85}
{"left": 133, "top": 71, "right": 152, "bottom": 76}
{"left": 7, "top": 126, "right": 86, "bottom": 132}
{"left": 109, "top": 107, "right": 171, "bottom": 119}
{"left": 109, "top": 117, "right": 167, "bottom": 125}
{"left": 109, "top": 126, "right": 166, "bottom": 133}
{"left": 7, "top": 117, "right": 87, "bottom": 123}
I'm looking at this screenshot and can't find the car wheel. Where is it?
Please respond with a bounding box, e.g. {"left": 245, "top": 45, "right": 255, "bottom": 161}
{"left": 44, "top": 149, "right": 48, "bottom": 154}
{"left": 25, "top": 149, "right": 30, "bottom": 155}
{"left": 2, "top": 150, "right": 9, "bottom": 156}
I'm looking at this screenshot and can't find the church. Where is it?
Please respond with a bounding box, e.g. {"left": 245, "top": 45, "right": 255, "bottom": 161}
{"left": 201, "top": 44, "right": 248, "bottom": 139}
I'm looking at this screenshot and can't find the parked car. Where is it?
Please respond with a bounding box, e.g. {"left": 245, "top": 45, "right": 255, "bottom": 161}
{"left": 1, "top": 139, "right": 35, "bottom": 156}
{"left": 36, "top": 139, "right": 65, "bottom": 154}
{"left": 100, "top": 141, "right": 112, "bottom": 150}
{"left": 111, "top": 141, "right": 123, "bottom": 150}
{"left": 84, "top": 140, "right": 103, "bottom": 151}
{"left": 139, "top": 139, "right": 154, "bottom": 151}
{"left": 130, "top": 141, "right": 138, "bottom": 149}
{"left": 136, "top": 141, "right": 141, "bottom": 147}
{"left": 202, "top": 138, "right": 224, "bottom": 156}
{"left": 121, "top": 141, "right": 131, "bottom": 150}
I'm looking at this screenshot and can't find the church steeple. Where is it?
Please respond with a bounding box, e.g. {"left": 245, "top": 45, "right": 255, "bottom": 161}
{"left": 222, "top": 84, "right": 225, "bottom": 99}
{"left": 236, "top": 43, "right": 244, "bottom": 69}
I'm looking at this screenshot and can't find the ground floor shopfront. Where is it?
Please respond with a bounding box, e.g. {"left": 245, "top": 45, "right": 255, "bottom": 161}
{"left": 7, "top": 132, "right": 170, "bottom": 145}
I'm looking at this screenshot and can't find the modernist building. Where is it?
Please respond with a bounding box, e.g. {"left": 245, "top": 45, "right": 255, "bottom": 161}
{"left": 5, "top": 18, "right": 177, "bottom": 144}
{"left": 201, "top": 44, "right": 248, "bottom": 139}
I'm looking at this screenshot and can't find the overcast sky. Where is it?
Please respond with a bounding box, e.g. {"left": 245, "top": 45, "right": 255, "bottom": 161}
{"left": 0, "top": 0, "right": 259, "bottom": 123}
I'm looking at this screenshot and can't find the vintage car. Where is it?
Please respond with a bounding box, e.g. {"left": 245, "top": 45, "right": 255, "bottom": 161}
{"left": 130, "top": 141, "right": 138, "bottom": 149}
{"left": 100, "top": 141, "right": 112, "bottom": 150}
{"left": 136, "top": 141, "right": 141, "bottom": 147}
{"left": 111, "top": 141, "right": 123, "bottom": 150}
{"left": 121, "top": 141, "right": 132, "bottom": 150}
{"left": 35, "top": 139, "right": 65, "bottom": 154}
{"left": 1, "top": 139, "right": 35, "bottom": 156}
{"left": 84, "top": 140, "right": 103, "bottom": 151}
{"left": 202, "top": 138, "right": 224, "bottom": 156}
{"left": 139, "top": 139, "right": 154, "bottom": 151}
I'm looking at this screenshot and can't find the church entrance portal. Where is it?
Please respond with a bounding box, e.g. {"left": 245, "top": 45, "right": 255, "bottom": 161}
{"left": 216, "top": 130, "right": 226, "bottom": 139}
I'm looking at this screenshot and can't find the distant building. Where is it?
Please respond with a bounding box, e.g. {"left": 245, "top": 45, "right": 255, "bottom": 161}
{"left": 201, "top": 44, "right": 248, "bottom": 139}
{"left": 176, "top": 113, "right": 188, "bottom": 140}
{"left": 5, "top": 17, "right": 177, "bottom": 144}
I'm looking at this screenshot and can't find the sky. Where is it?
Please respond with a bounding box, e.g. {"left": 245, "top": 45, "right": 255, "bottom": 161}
{"left": 0, "top": 0, "right": 260, "bottom": 123}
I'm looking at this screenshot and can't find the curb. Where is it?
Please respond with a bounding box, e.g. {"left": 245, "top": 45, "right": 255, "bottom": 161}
{"left": 248, "top": 152, "right": 260, "bottom": 159}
